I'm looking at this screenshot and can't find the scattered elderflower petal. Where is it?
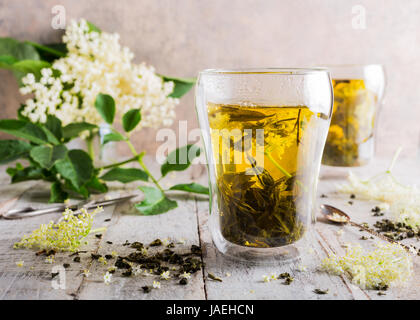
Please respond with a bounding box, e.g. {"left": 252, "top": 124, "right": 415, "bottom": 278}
{"left": 336, "top": 229, "right": 344, "bottom": 236}
{"left": 270, "top": 273, "right": 278, "bottom": 281}
{"left": 111, "top": 251, "right": 118, "bottom": 257}
{"left": 297, "top": 264, "right": 307, "bottom": 272}
{"left": 16, "top": 261, "right": 24, "bottom": 267}
{"left": 180, "top": 272, "right": 191, "bottom": 279}
{"left": 132, "top": 266, "right": 142, "bottom": 276}
{"left": 225, "top": 272, "right": 231, "bottom": 277}
{"left": 153, "top": 281, "right": 161, "bottom": 289}
{"left": 321, "top": 242, "right": 413, "bottom": 290}
{"left": 104, "top": 272, "right": 112, "bottom": 285}
{"left": 83, "top": 269, "right": 90, "bottom": 277}
{"left": 262, "top": 275, "right": 270, "bottom": 283}
{"left": 45, "top": 256, "right": 55, "bottom": 264}
{"left": 98, "top": 257, "right": 107, "bottom": 265}
{"left": 378, "top": 202, "right": 390, "bottom": 212}
{"left": 160, "top": 271, "right": 171, "bottom": 280}
{"left": 177, "top": 238, "right": 186, "bottom": 245}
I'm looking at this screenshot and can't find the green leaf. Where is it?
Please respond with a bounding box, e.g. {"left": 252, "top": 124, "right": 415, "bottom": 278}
{"left": 25, "top": 41, "right": 67, "bottom": 63}
{"left": 101, "top": 167, "right": 148, "bottom": 183}
{"left": 55, "top": 149, "right": 93, "bottom": 190}
{"left": 0, "top": 55, "right": 17, "bottom": 68}
{"left": 63, "top": 179, "right": 90, "bottom": 199}
{"left": 162, "top": 76, "right": 196, "bottom": 98}
{"left": 0, "top": 37, "right": 40, "bottom": 62}
{"left": 102, "top": 132, "right": 126, "bottom": 145}
{"left": 49, "top": 181, "right": 68, "bottom": 203}
{"left": 30, "top": 144, "right": 67, "bottom": 169}
{"left": 45, "top": 115, "right": 62, "bottom": 141}
{"left": 86, "top": 21, "right": 101, "bottom": 33}
{"left": 0, "top": 140, "right": 31, "bottom": 164}
{"left": 11, "top": 60, "right": 51, "bottom": 82}
{"left": 95, "top": 93, "right": 115, "bottom": 124}
{"left": 169, "top": 182, "right": 209, "bottom": 195}
{"left": 85, "top": 176, "right": 108, "bottom": 193}
{"left": 122, "top": 109, "right": 141, "bottom": 132}
{"left": 62, "top": 122, "right": 97, "bottom": 140}
{"left": 8, "top": 166, "right": 45, "bottom": 183}
{"left": 160, "top": 144, "right": 201, "bottom": 177}
{"left": 135, "top": 186, "right": 178, "bottom": 215}
{"left": 0, "top": 119, "right": 48, "bottom": 144}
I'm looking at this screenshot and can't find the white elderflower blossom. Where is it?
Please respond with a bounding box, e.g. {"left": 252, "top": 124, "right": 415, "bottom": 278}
{"left": 45, "top": 255, "right": 55, "bottom": 264}
{"left": 153, "top": 281, "right": 161, "bottom": 289}
{"left": 16, "top": 261, "right": 24, "bottom": 267}
{"left": 104, "top": 272, "right": 112, "bottom": 285}
{"left": 132, "top": 266, "right": 143, "bottom": 276}
{"left": 160, "top": 271, "right": 171, "bottom": 280}
{"left": 20, "top": 19, "right": 178, "bottom": 130}
{"left": 180, "top": 272, "right": 191, "bottom": 279}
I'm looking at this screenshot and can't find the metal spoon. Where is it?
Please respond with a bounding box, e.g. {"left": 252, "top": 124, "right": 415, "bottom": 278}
{"left": 320, "top": 204, "right": 412, "bottom": 252}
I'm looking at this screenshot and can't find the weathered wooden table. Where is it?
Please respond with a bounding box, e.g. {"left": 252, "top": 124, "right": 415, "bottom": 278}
{"left": 0, "top": 156, "right": 418, "bottom": 300}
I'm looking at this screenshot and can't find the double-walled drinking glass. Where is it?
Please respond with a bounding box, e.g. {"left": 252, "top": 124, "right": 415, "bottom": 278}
{"left": 322, "top": 65, "right": 386, "bottom": 167}
{"left": 196, "top": 69, "right": 333, "bottom": 263}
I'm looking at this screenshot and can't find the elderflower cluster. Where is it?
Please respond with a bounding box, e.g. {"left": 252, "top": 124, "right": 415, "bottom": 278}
{"left": 321, "top": 242, "right": 413, "bottom": 290}
{"left": 338, "top": 171, "right": 420, "bottom": 231}
{"left": 14, "top": 207, "right": 103, "bottom": 252}
{"left": 20, "top": 19, "right": 178, "bottom": 129}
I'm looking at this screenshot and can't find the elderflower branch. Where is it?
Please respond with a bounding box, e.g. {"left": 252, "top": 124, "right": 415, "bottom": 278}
{"left": 14, "top": 207, "right": 103, "bottom": 252}
{"left": 125, "top": 138, "right": 164, "bottom": 192}
{"left": 387, "top": 146, "right": 403, "bottom": 173}
{"left": 99, "top": 155, "right": 142, "bottom": 170}
{"left": 85, "top": 134, "right": 95, "bottom": 159}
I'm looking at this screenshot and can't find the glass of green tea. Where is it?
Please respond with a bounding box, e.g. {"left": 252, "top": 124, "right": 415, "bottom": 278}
{"left": 322, "top": 65, "right": 385, "bottom": 167}
{"left": 196, "top": 68, "right": 333, "bottom": 263}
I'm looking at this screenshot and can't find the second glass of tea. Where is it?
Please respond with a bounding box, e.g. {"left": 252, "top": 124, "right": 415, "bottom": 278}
{"left": 196, "top": 68, "right": 333, "bottom": 263}
{"left": 322, "top": 64, "right": 386, "bottom": 167}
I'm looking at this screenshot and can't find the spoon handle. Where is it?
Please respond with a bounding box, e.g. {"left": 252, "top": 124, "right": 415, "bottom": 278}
{"left": 349, "top": 221, "right": 412, "bottom": 252}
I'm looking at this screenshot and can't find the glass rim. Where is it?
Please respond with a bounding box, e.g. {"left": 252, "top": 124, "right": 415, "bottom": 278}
{"left": 199, "top": 67, "right": 330, "bottom": 76}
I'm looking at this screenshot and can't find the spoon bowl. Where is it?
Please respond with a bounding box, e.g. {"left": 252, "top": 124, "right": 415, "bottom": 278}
{"left": 320, "top": 204, "right": 350, "bottom": 224}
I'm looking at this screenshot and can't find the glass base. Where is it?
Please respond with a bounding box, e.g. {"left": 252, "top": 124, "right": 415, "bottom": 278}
{"left": 212, "top": 226, "right": 314, "bottom": 266}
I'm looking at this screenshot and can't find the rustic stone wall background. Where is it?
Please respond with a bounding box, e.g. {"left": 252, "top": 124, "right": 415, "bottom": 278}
{"left": 0, "top": 0, "right": 419, "bottom": 159}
